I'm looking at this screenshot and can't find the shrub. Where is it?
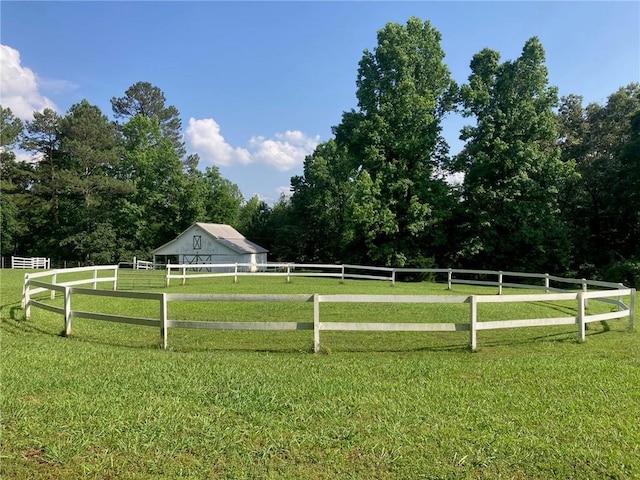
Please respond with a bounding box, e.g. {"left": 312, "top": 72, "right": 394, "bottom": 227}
{"left": 602, "top": 260, "right": 640, "bottom": 288}
{"left": 396, "top": 256, "right": 436, "bottom": 282}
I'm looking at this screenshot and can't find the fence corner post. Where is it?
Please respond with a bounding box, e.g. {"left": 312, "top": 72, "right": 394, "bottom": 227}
{"left": 469, "top": 295, "right": 477, "bottom": 352}
{"left": 577, "top": 292, "right": 586, "bottom": 342}
{"left": 113, "top": 265, "right": 118, "bottom": 291}
{"left": 160, "top": 293, "right": 168, "bottom": 349}
{"left": 628, "top": 289, "right": 636, "bottom": 333}
{"left": 64, "top": 286, "right": 71, "bottom": 336}
{"left": 313, "top": 294, "right": 320, "bottom": 353}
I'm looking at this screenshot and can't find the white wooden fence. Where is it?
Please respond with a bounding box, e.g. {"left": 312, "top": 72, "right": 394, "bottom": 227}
{"left": 11, "top": 256, "right": 50, "bottom": 269}
{"left": 164, "top": 262, "right": 396, "bottom": 286}
{"left": 22, "top": 264, "right": 636, "bottom": 352}
{"left": 165, "top": 263, "right": 627, "bottom": 294}
{"left": 22, "top": 265, "right": 118, "bottom": 310}
{"left": 133, "top": 257, "right": 155, "bottom": 270}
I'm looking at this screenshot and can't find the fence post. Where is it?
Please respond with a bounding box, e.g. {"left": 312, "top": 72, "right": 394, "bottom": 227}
{"left": 498, "top": 271, "right": 503, "bottom": 295}
{"left": 93, "top": 268, "right": 98, "bottom": 289}
{"left": 113, "top": 266, "right": 118, "bottom": 291}
{"left": 182, "top": 266, "right": 187, "bottom": 286}
{"left": 24, "top": 275, "right": 30, "bottom": 317}
{"left": 544, "top": 273, "right": 550, "bottom": 293}
{"left": 165, "top": 265, "right": 171, "bottom": 287}
{"left": 469, "top": 295, "right": 477, "bottom": 351}
{"left": 617, "top": 283, "right": 624, "bottom": 311}
{"left": 22, "top": 274, "right": 28, "bottom": 309}
{"left": 160, "top": 293, "right": 168, "bottom": 349}
{"left": 629, "top": 289, "right": 636, "bottom": 333}
{"left": 341, "top": 264, "right": 345, "bottom": 283}
{"left": 391, "top": 269, "right": 396, "bottom": 286}
{"left": 313, "top": 294, "right": 320, "bottom": 353}
{"left": 234, "top": 263, "right": 238, "bottom": 284}
{"left": 577, "top": 292, "right": 586, "bottom": 342}
{"left": 50, "top": 273, "right": 57, "bottom": 299}
{"left": 64, "top": 286, "right": 71, "bottom": 336}
{"left": 448, "top": 269, "right": 452, "bottom": 290}
{"left": 287, "top": 263, "right": 291, "bottom": 284}
{"left": 11, "top": 256, "right": 15, "bottom": 269}
{"left": 582, "top": 279, "right": 588, "bottom": 310}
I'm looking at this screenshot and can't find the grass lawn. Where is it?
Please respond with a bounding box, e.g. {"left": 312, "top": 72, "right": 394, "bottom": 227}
{"left": 1, "top": 268, "right": 638, "bottom": 479}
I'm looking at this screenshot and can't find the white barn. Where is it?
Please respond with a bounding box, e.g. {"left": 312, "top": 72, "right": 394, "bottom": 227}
{"left": 153, "top": 223, "right": 268, "bottom": 269}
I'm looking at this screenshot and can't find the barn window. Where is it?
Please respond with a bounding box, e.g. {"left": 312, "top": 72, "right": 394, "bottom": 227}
{"left": 193, "top": 235, "right": 201, "bottom": 250}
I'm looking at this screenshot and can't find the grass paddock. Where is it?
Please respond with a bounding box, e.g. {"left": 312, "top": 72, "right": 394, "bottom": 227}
{"left": 1, "top": 268, "right": 638, "bottom": 479}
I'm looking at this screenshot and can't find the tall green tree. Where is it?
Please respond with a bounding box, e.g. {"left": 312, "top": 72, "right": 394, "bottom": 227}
{"left": 455, "top": 37, "right": 576, "bottom": 272}
{"left": 0, "top": 106, "right": 30, "bottom": 255}
{"left": 237, "top": 194, "right": 271, "bottom": 247}
{"left": 200, "top": 166, "right": 244, "bottom": 225}
{"left": 262, "top": 194, "right": 301, "bottom": 262}
{"left": 290, "top": 139, "right": 355, "bottom": 262}
{"left": 111, "top": 81, "right": 186, "bottom": 158}
{"left": 293, "top": 17, "right": 457, "bottom": 266}
{"left": 20, "top": 108, "right": 66, "bottom": 256}
{"left": 57, "top": 100, "right": 128, "bottom": 263}
{"left": 117, "top": 114, "right": 189, "bottom": 256}
{"left": 557, "top": 84, "right": 640, "bottom": 270}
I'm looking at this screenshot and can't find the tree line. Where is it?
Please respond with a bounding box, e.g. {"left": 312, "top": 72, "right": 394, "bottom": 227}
{"left": 1, "top": 17, "right": 638, "bottom": 286}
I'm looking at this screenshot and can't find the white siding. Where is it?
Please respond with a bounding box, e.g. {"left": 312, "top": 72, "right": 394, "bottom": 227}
{"left": 153, "top": 224, "right": 267, "bottom": 267}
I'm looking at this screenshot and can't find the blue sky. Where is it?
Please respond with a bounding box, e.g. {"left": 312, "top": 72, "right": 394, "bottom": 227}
{"left": 2, "top": 1, "right": 638, "bottom": 203}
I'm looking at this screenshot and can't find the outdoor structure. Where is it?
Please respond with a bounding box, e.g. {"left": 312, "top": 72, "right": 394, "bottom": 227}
{"left": 152, "top": 223, "right": 268, "bottom": 269}
{"left": 22, "top": 264, "right": 636, "bottom": 352}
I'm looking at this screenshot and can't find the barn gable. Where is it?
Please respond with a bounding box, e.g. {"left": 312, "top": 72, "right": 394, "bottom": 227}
{"left": 153, "top": 223, "right": 268, "bottom": 267}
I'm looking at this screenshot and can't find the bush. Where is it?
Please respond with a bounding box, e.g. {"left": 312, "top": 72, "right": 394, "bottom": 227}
{"left": 395, "top": 256, "right": 436, "bottom": 283}
{"left": 602, "top": 260, "right": 640, "bottom": 288}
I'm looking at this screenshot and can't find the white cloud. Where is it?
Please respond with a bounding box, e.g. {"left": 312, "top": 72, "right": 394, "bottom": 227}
{"left": 185, "top": 118, "right": 251, "bottom": 167}
{"left": 0, "top": 44, "right": 57, "bottom": 119}
{"left": 186, "top": 117, "right": 319, "bottom": 171}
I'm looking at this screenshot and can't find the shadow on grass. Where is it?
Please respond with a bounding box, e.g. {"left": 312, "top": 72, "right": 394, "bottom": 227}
{"left": 478, "top": 321, "right": 623, "bottom": 348}
{"left": 0, "top": 308, "right": 624, "bottom": 355}
{"left": 530, "top": 301, "right": 577, "bottom": 316}
{"left": 0, "top": 317, "right": 61, "bottom": 338}
{"left": 478, "top": 330, "right": 578, "bottom": 348}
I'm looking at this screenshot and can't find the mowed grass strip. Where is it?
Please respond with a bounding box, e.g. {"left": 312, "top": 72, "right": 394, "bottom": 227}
{"left": 2, "top": 268, "right": 638, "bottom": 479}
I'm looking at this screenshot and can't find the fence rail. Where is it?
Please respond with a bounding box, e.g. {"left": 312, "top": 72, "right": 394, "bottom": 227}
{"left": 165, "top": 263, "right": 628, "bottom": 293}
{"left": 21, "top": 264, "right": 636, "bottom": 352}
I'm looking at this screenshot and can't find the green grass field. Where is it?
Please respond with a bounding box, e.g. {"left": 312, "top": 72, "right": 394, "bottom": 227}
{"left": 1, "top": 268, "right": 638, "bottom": 479}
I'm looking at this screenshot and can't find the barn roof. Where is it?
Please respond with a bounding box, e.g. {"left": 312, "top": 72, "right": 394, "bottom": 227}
{"left": 196, "top": 223, "right": 268, "bottom": 254}
{"left": 153, "top": 223, "right": 268, "bottom": 254}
